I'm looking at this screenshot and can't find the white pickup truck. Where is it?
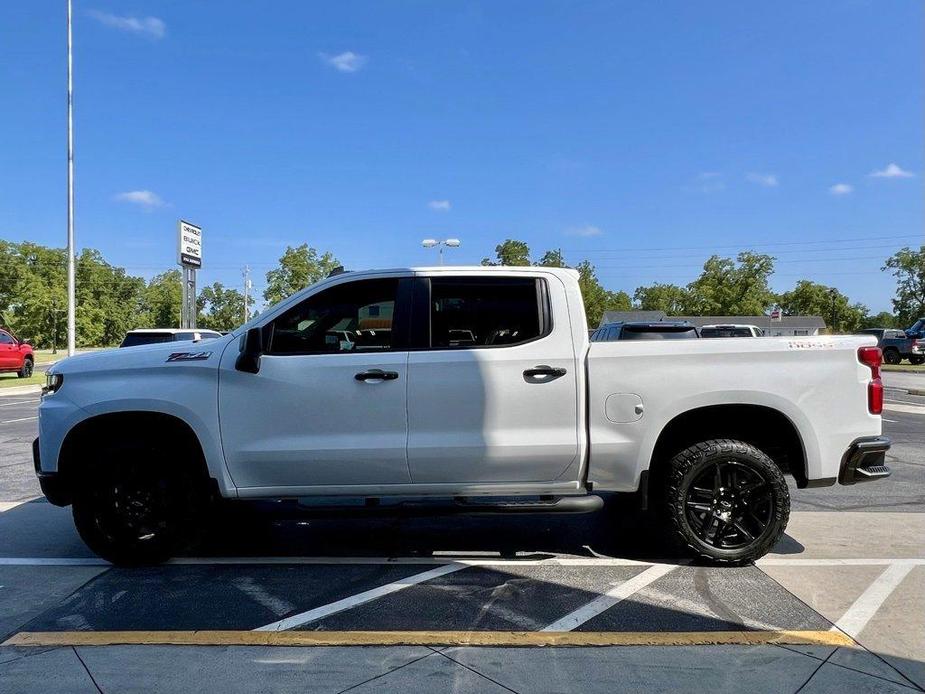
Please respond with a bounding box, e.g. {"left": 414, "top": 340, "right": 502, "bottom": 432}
{"left": 34, "top": 266, "right": 891, "bottom": 565}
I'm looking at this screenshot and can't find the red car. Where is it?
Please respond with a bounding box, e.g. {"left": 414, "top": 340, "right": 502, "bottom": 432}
{"left": 0, "top": 328, "right": 34, "bottom": 378}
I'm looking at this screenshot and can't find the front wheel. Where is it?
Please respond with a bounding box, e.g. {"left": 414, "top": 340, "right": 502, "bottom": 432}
{"left": 72, "top": 442, "right": 204, "bottom": 565}
{"left": 17, "top": 358, "right": 33, "bottom": 378}
{"left": 883, "top": 349, "right": 901, "bottom": 365}
{"left": 664, "top": 439, "right": 789, "bottom": 565}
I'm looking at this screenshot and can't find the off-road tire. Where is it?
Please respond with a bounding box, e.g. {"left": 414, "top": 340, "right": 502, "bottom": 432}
{"left": 665, "top": 439, "right": 789, "bottom": 566}
{"left": 72, "top": 438, "right": 206, "bottom": 565}
{"left": 883, "top": 348, "right": 901, "bottom": 365}
{"left": 909, "top": 356, "right": 925, "bottom": 366}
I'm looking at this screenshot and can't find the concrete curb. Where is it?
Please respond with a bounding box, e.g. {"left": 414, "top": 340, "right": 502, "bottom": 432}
{"left": 0, "top": 384, "right": 42, "bottom": 397}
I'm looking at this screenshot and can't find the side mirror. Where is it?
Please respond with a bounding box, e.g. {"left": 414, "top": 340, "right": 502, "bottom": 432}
{"left": 235, "top": 327, "right": 263, "bottom": 374}
{"left": 21, "top": 339, "right": 32, "bottom": 347}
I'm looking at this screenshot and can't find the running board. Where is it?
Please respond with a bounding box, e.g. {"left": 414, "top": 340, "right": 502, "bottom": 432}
{"left": 277, "top": 494, "right": 605, "bottom": 517}
{"left": 451, "top": 495, "right": 605, "bottom": 514}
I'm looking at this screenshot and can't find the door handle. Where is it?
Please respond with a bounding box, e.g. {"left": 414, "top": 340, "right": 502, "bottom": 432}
{"left": 355, "top": 369, "right": 399, "bottom": 382}
{"left": 523, "top": 365, "right": 567, "bottom": 379}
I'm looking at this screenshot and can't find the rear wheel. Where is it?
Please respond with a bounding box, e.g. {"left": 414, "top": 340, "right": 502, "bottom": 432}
{"left": 909, "top": 356, "right": 925, "bottom": 366}
{"left": 72, "top": 439, "right": 205, "bottom": 565}
{"left": 883, "top": 348, "right": 901, "bottom": 365}
{"left": 664, "top": 439, "right": 789, "bottom": 565}
{"left": 17, "top": 358, "right": 33, "bottom": 378}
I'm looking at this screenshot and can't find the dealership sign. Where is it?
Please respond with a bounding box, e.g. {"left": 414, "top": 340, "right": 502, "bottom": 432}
{"left": 177, "top": 220, "right": 203, "bottom": 268}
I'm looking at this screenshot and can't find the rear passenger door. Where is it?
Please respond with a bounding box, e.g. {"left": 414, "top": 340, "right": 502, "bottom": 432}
{"left": 406, "top": 274, "right": 581, "bottom": 485}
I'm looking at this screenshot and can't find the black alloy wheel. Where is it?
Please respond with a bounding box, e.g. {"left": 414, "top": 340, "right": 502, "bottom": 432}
{"left": 683, "top": 461, "right": 772, "bottom": 550}
{"left": 665, "top": 439, "right": 789, "bottom": 565}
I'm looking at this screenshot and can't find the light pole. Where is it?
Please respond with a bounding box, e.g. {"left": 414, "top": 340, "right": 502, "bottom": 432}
{"left": 422, "top": 238, "right": 460, "bottom": 265}
{"left": 66, "top": 0, "right": 76, "bottom": 355}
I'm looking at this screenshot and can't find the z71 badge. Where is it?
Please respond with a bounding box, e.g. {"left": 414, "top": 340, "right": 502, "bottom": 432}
{"left": 166, "top": 351, "right": 213, "bottom": 362}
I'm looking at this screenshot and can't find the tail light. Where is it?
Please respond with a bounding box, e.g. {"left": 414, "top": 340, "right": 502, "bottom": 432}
{"left": 858, "top": 346, "right": 883, "bottom": 415}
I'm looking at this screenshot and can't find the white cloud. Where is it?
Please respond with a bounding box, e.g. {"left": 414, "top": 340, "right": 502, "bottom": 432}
{"left": 319, "top": 51, "right": 367, "bottom": 73}
{"left": 746, "top": 172, "right": 779, "bottom": 187}
{"left": 87, "top": 10, "right": 166, "bottom": 39}
{"left": 428, "top": 200, "right": 451, "bottom": 211}
{"left": 685, "top": 172, "right": 725, "bottom": 193}
{"left": 870, "top": 163, "right": 914, "bottom": 179}
{"left": 566, "top": 225, "right": 603, "bottom": 237}
{"left": 114, "top": 190, "right": 165, "bottom": 210}
{"left": 829, "top": 183, "right": 853, "bottom": 196}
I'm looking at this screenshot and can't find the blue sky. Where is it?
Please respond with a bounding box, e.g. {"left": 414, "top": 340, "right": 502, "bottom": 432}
{"left": 1, "top": 1, "right": 922, "bottom": 313}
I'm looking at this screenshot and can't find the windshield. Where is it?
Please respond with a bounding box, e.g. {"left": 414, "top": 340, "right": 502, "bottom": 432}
{"left": 701, "top": 327, "right": 753, "bottom": 338}
{"left": 621, "top": 328, "right": 699, "bottom": 340}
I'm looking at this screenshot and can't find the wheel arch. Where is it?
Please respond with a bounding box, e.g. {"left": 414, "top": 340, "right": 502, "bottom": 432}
{"left": 57, "top": 411, "right": 216, "bottom": 503}
{"left": 646, "top": 403, "right": 808, "bottom": 505}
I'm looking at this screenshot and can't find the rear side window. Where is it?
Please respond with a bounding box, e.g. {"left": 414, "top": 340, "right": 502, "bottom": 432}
{"left": 267, "top": 278, "right": 399, "bottom": 355}
{"left": 429, "top": 277, "right": 545, "bottom": 348}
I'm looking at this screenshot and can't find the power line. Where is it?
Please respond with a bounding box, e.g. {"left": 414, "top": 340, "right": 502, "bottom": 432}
{"left": 563, "top": 233, "right": 923, "bottom": 253}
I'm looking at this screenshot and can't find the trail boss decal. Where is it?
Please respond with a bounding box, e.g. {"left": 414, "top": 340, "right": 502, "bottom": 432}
{"left": 166, "top": 351, "right": 213, "bottom": 362}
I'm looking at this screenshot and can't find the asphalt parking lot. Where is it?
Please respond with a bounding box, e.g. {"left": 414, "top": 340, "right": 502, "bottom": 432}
{"left": 1, "top": 379, "right": 924, "bottom": 693}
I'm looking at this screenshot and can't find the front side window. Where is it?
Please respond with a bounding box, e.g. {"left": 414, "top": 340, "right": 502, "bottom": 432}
{"left": 0, "top": 331, "right": 14, "bottom": 345}
{"left": 267, "top": 278, "right": 399, "bottom": 355}
{"left": 429, "top": 277, "right": 544, "bottom": 348}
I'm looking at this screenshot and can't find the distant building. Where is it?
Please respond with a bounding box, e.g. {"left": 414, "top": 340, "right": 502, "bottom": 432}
{"left": 599, "top": 311, "right": 826, "bottom": 337}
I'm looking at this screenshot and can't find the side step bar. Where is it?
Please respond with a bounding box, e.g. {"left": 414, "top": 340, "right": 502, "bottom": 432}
{"left": 452, "top": 495, "right": 604, "bottom": 514}
{"left": 279, "top": 494, "right": 605, "bottom": 517}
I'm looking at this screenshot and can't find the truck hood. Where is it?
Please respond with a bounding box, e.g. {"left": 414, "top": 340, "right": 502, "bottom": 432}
{"left": 48, "top": 336, "right": 236, "bottom": 376}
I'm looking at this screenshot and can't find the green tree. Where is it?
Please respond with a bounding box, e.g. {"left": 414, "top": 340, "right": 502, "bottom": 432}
{"left": 777, "top": 280, "right": 868, "bottom": 333}
{"left": 686, "top": 252, "right": 776, "bottom": 315}
{"left": 883, "top": 246, "right": 925, "bottom": 326}
{"left": 199, "top": 282, "right": 246, "bottom": 331}
{"left": 481, "top": 239, "right": 531, "bottom": 266}
{"left": 536, "top": 248, "right": 567, "bottom": 268}
{"left": 859, "top": 311, "right": 898, "bottom": 330}
{"left": 576, "top": 260, "right": 631, "bottom": 327}
{"left": 142, "top": 270, "right": 182, "bottom": 328}
{"left": 264, "top": 244, "right": 340, "bottom": 306}
{"left": 633, "top": 283, "right": 691, "bottom": 314}
{"left": 74, "top": 249, "right": 147, "bottom": 346}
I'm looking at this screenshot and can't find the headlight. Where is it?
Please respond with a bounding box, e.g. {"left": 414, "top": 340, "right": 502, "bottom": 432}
{"left": 42, "top": 373, "right": 64, "bottom": 396}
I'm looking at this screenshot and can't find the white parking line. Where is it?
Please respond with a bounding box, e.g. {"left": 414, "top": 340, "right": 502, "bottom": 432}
{"left": 759, "top": 558, "right": 925, "bottom": 567}
{"left": 0, "top": 400, "right": 38, "bottom": 407}
{"left": 0, "top": 499, "right": 38, "bottom": 513}
{"left": 833, "top": 563, "right": 915, "bottom": 638}
{"left": 253, "top": 562, "right": 469, "bottom": 631}
{"left": 541, "top": 564, "right": 676, "bottom": 632}
{"left": 0, "top": 556, "right": 921, "bottom": 568}
{"left": 884, "top": 403, "right": 925, "bottom": 415}
{"left": 0, "top": 416, "right": 37, "bottom": 424}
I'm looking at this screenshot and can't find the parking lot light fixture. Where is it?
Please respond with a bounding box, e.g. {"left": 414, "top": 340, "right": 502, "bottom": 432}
{"left": 421, "top": 238, "right": 461, "bottom": 265}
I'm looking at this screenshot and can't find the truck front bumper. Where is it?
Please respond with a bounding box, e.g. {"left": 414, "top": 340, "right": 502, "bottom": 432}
{"left": 838, "top": 436, "right": 891, "bottom": 485}
{"left": 33, "top": 437, "right": 70, "bottom": 507}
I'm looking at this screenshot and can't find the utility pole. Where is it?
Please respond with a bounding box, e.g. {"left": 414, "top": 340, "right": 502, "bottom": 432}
{"left": 830, "top": 288, "right": 838, "bottom": 335}
{"left": 242, "top": 265, "right": 251, "bottom": 323}
{"left": 66, "top": 0, "right": 76, "bottom": 356}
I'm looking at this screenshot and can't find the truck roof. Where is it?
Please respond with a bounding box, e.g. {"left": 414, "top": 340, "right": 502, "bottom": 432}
{"left": 328, "top": 266, "right": 581, "bottom": 278}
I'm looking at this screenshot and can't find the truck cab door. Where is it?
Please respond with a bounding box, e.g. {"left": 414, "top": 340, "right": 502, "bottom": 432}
{"left": 218, "top": 276, "right": 413, "bottom": 492}
{"left": 0, "top": 331, "right": 16, "bottom": 368}
{"left": 406, "top": 274, "right": 581, "bottom": 485}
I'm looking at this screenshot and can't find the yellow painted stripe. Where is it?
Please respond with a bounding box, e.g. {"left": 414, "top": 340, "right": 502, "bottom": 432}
{"left": 2, "top": 630, "right": 856, "bottom": 648}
